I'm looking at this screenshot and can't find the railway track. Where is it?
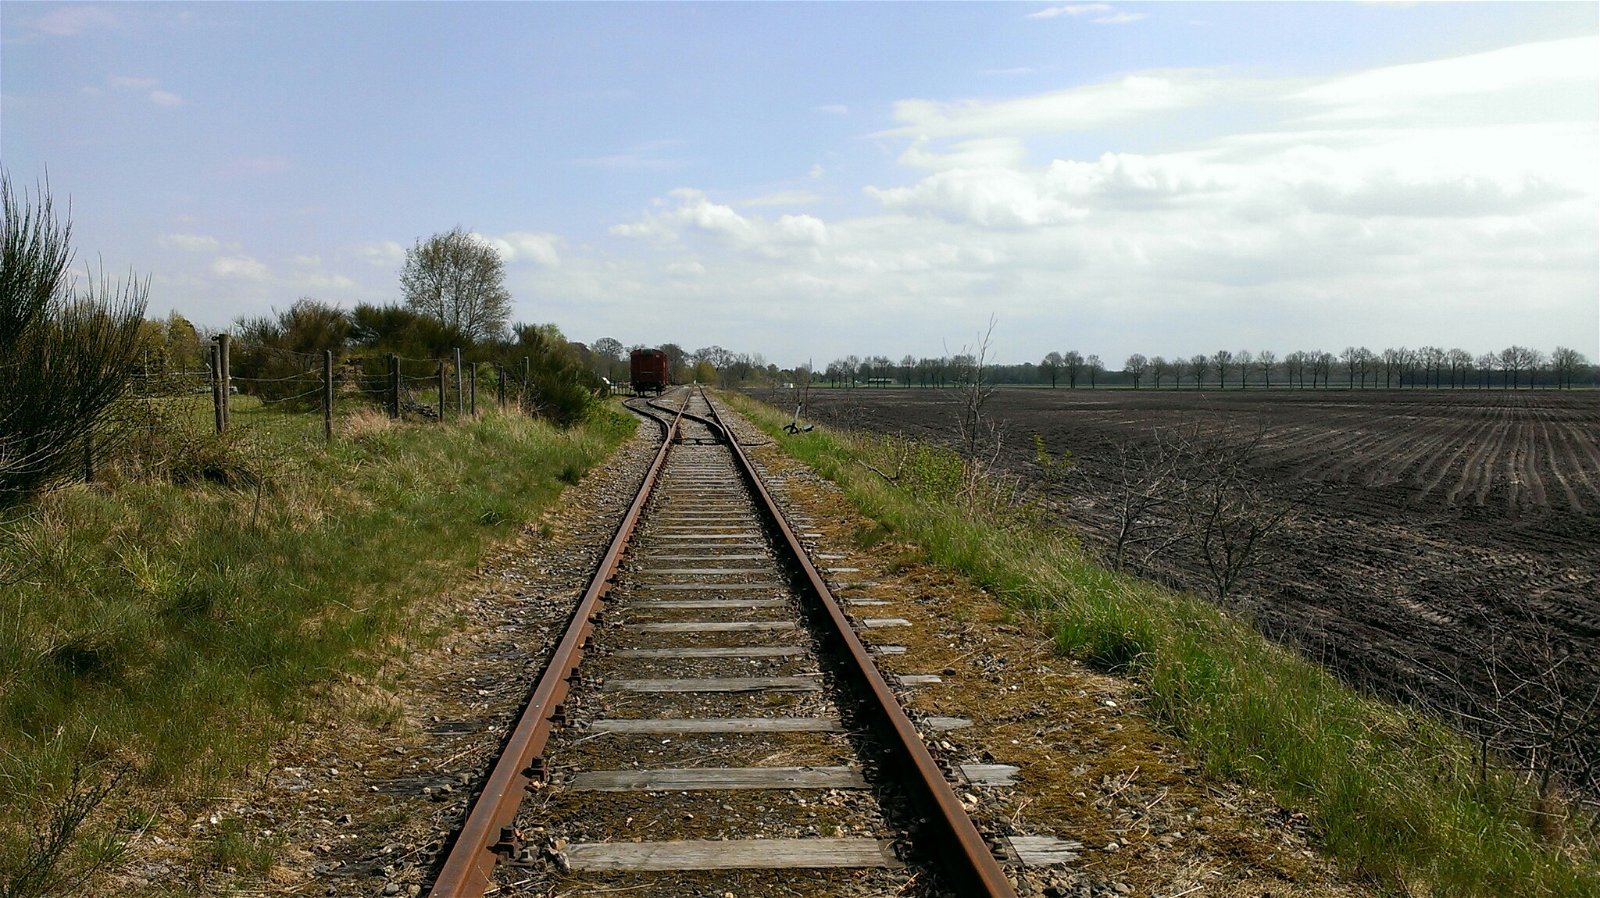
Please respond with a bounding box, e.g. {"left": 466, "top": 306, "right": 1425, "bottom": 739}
{"left": 425, "top": 387, "right": 1046, "bottom": 896}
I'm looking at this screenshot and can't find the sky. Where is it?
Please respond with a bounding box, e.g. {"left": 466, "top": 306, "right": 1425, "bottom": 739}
{"left": 3, "top": 1, "right": 1597, "bottom": 369}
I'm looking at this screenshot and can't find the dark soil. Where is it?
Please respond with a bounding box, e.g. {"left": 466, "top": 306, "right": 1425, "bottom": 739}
{"left": 781, "top": 387, "right": 1600, "bottom": 786}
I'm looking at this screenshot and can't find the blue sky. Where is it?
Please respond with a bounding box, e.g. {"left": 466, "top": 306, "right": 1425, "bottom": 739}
{"left": 4, "top": 2, "right": 1596, "bottom": 367}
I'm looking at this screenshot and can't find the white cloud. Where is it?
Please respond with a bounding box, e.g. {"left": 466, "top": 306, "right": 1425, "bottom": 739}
{"left": 109, "top": 75, "right": 158, "bottom": 90}
{"left": 815, "top": 104, "right": 849, "bottom": 115}
{"left": 1026, "top": 4, "right": 1110, "bottom": 19}
{"left": 611, "top": 189, "right": 830, "bottom": 255}
{"left": 1093, "top": 12, "right": 1147, "bottom": 25}
{"left": 742, "top": 190, "right": 822, "bottom": 207}
{"left": 575, "top": 139, "right": 686, "bottom": 170}
{"left": 809, "top": 164, "right": 825, "bottom": 179}
{"left": 576, "top": 37, "right": 1594, "bottom": 365}
{"left": 34, "top": 6, "right": 120, "bottom": 36}
{"left": 1294, "top": 37, "right": 1595, "bottom": 123}
{"left": 472, "top": 231, "right": 564, "bottom": 268}
{"left": 876, "top": 72, "right": 1226, "bottom": 140}
{"left": 359, "top": 241, "right": 406, "bottom": 267}
{"left": 148, "top": 90, "right": 184, "bottom": 107}
{"left": 210, "top": 256, "right": 268, "bottom": 281}
{"left": 160, "top": 233, "right": 221, "bottom": 253}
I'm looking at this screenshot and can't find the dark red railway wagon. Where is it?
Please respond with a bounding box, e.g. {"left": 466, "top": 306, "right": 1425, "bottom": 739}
{"left": 629, "top": 348, "right": 670, "bottom": 395}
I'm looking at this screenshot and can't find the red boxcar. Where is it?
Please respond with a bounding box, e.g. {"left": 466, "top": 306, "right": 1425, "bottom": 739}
{"left": 630, "top": 348, "right": 670, "bottom": 395}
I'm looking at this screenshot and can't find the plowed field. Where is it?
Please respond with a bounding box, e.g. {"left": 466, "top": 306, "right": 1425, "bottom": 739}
{"left": 785, "top": 387, "right": 1600, "bottom": 770}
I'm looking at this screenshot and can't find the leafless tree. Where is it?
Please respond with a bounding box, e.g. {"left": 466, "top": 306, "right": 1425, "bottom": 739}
{"left": 1235, "top": 349, "right": 1254, "bottom": 388}
{"left": 1213, "top": 349, "right": 1234, "bottom": 390}
{"left": 1256, "top": 350, "right": 1277, "bottom": 388}
{"left": 1102, "top": 425, "right": 1306, "bottom": 602}
{"left": 950, "top": 317, "right": 1001, "bottom": 468}
{"left": 1086, "top": 354, "right": 1103, "bottom": 388}
{"left": 1447, "top": 348, "right": 1473, "bottom": 388}
{"left": 1439, "top": 604, "right": 1600, "bottom": 834}
{"left": 1123, "top": 353, "right": 1148, "bottom": 389}
{"left": 1187, "top": 354, "right": 1208, "bottom": 389}
{"left": 1550, "top": 346, "right": 1588, "bottom": 389}
{"left": 1151, "top": 355, "right": 1172, "bottom": 388}
{"left": 1040, "top": 351, "right": 1063, "bottom": 388}
{"left": 1063, "top": 350, "right": 1084, "bottom": 388}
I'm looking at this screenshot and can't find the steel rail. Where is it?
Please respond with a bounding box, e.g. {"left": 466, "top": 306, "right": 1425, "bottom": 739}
{"left": 699, "top": 387, "right": 1020, "bottom": 898}
{"left": 427, "top": 395, "right": 686, "bottom": 897}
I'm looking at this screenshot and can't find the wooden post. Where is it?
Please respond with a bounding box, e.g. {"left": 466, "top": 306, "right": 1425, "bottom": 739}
{"left": 470, "top": 362, "right": 478, "bottom": 416}
{"left": 522, "top": 356, "right": 531, "bottom": 413}
{"left": 437, "top": 361, "right": 446, "bottom": 423}
{"left": 388, "top": 353, "right": 400, "bottom": 418}
{"left": 218, "top": 333, "right": 231, "bottom": 430}
{"left": 497, "top": 362, "right": 506, "bottom": 408}
{"left": 211, "top": 342, "right": 226, "bottom": 434}
{"left": 323, "top": 350, "right": 334, "bottom": 443}
{"left": 454, "top": 348, "right": 464, "bottom": 416}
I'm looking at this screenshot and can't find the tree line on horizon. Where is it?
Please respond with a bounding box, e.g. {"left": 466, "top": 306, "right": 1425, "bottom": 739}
{"left": 805, "top": 344, "right": 1593, "bottom": 391}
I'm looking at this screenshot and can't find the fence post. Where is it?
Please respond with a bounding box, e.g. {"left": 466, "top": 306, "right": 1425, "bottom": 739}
{"left": 470, "top": 362, "right": 478, "bottom": 416}
{"left": 497, "top": 362, "right": 506, "bottom": 408}
{"left": 454, "top": 348, "right": 464, "bottom": 416}
{"left": 218, "top": 333, "right": 231, "bottom": 430}
{"left": 522, "top": 356, "right": 531, "bottom": 413}
{"left": 211, "top": 342, "right": 225, "bottom": 434}
{"left": 323, "top": 350, "right": 334, "bottom": 443}
{"left": 388, "top": 354, "right": 400, "bottom": 419}
{"left": 437, "top": 360, "right": 446, "bottom": 423}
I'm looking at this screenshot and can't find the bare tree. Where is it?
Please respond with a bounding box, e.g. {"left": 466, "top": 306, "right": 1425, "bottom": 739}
{"left": 1341, "top": 346, "right": 1363, "bottom": 388}
{"left": 1550, "top": 346, "right": 1588, "bottom": 389}
{"left": 400, "top": 226, "right": 512, "bottom": 343}
{"left": 1102, "top": 425, "right": 1307, "bottom": 603}
{"left": 1256, "top": 350, "right": 1277, "bottom": 388}
{"left": 1183, "top": 437, "right": 1305, "bottom": 602}
{"left": 1124, "top": 353, "right": 1148, "bottom": 389}
{"left": 1086, "top": 354, "right": 1104, "bottom": 388}
{"left": 1040, "top": 351, "right": 1063, "bottom": 388}
{"left": 950, "top": 317, "right": 1001, "bottom": 467}
{"left": 1499, "top": 345, "right": 1526, "bottom": 389}
{"left": 1063, "top": 350, "right": 1084, "bottom": 388}
{"left": 1236, "top": 349, "right": 1254, "bottom": 388}
{"left": 1447, "top": 348, "right": 1473, "bottom": 389}
{"left": 1213, "top": 349, "right": 1234, "bottom": 390}
{"left": 1477, "top": 352, "right": 1498, "bottom": 389}
{"left": 1151, "top": 355, "right": 1171, "bottom": 388}
{"left": 1187, "top": 354, "right": 1208, "bottom": 389}
{"left": 1313, "top": 351, "right": 1334, "bottom": 389}
{"left": 1442, "top": 604, "right": 1600, "bottom": 832}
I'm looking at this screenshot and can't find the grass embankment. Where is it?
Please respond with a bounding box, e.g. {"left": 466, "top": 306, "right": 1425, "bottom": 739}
{"left": 728, "top": 392, "right": 1598, "bottom": 898}
{"left": 0, "top": 398, "right": 635, "bottom": 896}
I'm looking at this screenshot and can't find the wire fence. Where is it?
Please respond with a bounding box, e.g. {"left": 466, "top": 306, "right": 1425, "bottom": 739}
{"left": 88, "top": 336, "right": 561, "bottom": 489}
{"left": 125, "top": 337, "right": 556, "bottom": 432}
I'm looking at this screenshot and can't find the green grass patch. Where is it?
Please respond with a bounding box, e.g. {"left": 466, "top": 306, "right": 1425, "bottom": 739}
{"left": 0, "top": 397, "right": 635, "bottom": 896}
{"left": 729, "top": 392, "right": 1599, "bottom": 898}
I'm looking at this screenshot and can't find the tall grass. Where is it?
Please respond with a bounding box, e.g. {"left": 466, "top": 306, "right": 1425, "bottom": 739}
{"left": 729, "top": 393, "right": 1598, "bottom": 898}
{"left": 0, "top": 397, "right": 634, "bottom": 896}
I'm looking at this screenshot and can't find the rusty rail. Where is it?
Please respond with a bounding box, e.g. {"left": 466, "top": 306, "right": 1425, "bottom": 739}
{"left": 427, "top": 396, "right": 684, "bottom": 897}
{"left": 699, "top": 388, "right": 1019, "bottom": 898}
